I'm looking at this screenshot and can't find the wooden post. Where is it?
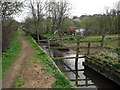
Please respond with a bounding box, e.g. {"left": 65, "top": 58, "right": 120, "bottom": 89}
{"left": 47, "top": 38, "right": 52, "bottom": 58}
{"left": 101, "top": 35, "right": 105, "bottom": 47}
{"left": 75, "top": 37, "right": 80, "bottom": 86}
{"left": 87, "top": 42, "right": 90, "bottom": 55}
{"left": 85, "top": 76, "right": 88, "bottom": 86}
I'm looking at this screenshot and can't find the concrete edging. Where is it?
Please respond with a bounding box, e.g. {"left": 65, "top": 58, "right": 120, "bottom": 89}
{"left": 84, "top": 56, "right": 120, "bottom": 86}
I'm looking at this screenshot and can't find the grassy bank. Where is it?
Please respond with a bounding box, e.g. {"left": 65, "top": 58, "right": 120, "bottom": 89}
{"left": 26, "top": 36, "right": 75, "bottom": 88}
{"left": 2, "top": 30, "right": 21, "bottom": 78}
{"left": 19, "top": 29, "right": 75, "bottom": 88}
{"left": 41, "top": 33, "right": 119, "bottom": 48}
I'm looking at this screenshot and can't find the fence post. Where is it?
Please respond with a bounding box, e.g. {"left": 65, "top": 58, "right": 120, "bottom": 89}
{"left": 75, "top": 37, "right": 80, "bottom": 86}
{"left": 101, "top": 35, "right": 105, "bottom": 47}
{"left": 87, "top": 42, "right": 91, "bottom": 55}
{"left": 47, "top": 38, "right": 52, "bottom": 58}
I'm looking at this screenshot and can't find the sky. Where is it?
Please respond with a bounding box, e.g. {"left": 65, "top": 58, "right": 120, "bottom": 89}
{"left": 68, "top": 0, "right": 119, "bottom": 17}
{"left": 14, "top": 0, "right": 119, "bottom": 22}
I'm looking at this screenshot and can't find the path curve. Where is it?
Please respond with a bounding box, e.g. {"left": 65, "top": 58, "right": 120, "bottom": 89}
{"left": 2, "top": 32, "right": 34, "bottom": 88}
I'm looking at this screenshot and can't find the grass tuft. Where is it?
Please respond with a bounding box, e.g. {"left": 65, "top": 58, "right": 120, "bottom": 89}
{"left": 2, "top": 30, "right": 21, "bottom": 78}
{"left": 13, "top": 75, "right": 25, "bottom": 88}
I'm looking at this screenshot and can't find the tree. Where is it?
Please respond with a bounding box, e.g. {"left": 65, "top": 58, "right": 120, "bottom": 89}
{"left": 24, "top": 0, "right": 46, "bottom": 41}
{"left": 1, "top": 1, "right": 22, "bottom": 20}
{"left": 117, "top": 1, "right": 120, "bottom": 34}
{"left": 57, "top": 0, "right": 71, "bottom": 37}
{"left": 1, "top": 1, "right": 23, "bottom": 50}
{"left": 46, "top": 0, "right": 71, "bottom": 37}
{"left": 45, "top": 0, "right": 58, "bottom": 32}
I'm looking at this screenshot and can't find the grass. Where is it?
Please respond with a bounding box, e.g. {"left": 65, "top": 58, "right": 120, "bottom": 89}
{"left": 13, "top": 75, "right": 25, "bottom": 88}
{"left": 18, "top": 29, "right": 75, "bottom": 88}
{"left": 2, "top": 30, "right": 21, "bottom": 78}
{"left": 41, "top": 33, "right": 118, "bottom": 48}
{"left": 18, "top": 28, "right": 25, "bottom": 36}
{"left": 41, "top": 32, "right": 55, "bottom": 39}
{"left": 25, "top": 35, "right": 75, "bottom": 88}
{"left": 18, "top": 29, "right": 119, "bottom": 88}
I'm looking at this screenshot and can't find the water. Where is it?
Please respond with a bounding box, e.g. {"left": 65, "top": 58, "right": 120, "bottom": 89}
{"left": 40, "top": 44, "right": 119, "bottom": 88}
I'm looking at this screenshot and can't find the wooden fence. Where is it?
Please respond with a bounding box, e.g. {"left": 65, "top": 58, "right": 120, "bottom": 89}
{"left": 39, "top": 35, "right": 105, "bottom": 86}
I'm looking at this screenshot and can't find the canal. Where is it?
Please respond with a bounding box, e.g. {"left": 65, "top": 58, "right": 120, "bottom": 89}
{"left": 40, "top": 43, "right": 119, "bottom": 88}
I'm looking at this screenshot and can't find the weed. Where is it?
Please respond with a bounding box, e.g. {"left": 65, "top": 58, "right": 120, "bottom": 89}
{"left": 13, "top": 75, "right": 25, "bottom": 88}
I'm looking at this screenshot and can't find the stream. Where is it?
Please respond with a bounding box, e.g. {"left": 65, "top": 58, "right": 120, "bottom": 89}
{"left": 40, "top": 43, "right": 119, "bottom": 88}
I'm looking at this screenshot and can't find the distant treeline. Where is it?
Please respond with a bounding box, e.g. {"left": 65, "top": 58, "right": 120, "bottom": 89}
{"left": 77, "top": 12, "right": 119, "bottom": 35}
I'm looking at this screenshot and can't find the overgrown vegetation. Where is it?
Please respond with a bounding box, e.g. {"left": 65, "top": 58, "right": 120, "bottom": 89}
{"left": 2, "top": 31, "right": 21, "bottom": 78}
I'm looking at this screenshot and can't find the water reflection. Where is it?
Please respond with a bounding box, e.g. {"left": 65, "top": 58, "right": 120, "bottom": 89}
{"left": 40, "top": 44, "right": 119, "bottom": 88}
{"left": 61, "top": 54, "right": 96, "bottom": 88}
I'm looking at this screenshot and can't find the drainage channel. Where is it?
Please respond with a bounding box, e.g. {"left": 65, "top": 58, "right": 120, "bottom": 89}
{"left": 40, "top": 44, "right": 119, "bottom": 88}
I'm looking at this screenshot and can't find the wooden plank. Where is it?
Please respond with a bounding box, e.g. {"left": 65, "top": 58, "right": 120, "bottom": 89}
{"left": 75, "top": 37, "right": 80, "bottom": 86}
{"left": 62, "top": 69, "right": 84, "bottom": 72}
{"left": 101, "top": 35, "right": 105, "bottom": 47}
{"left": 47, "top": 38, "right": 52, "bottom": 58}
{"left": 77, "top": 84, "right": 95, "bottom": 87}
{"left": 39, "top": 38, "right": 73, "bottom": 42}
{"left": 38, "top": 40, "right": 47, "bottom": 42}
{"left": 85, "top": 56, "right": 103, "bottom": 64}
{"left": 87, "top": 42, "right": 91, "bottom": 55}
{"left": 52, "top": 56, "right": 85, "bottom": 60}
{"left": 79, "top": 40, "right": 102, "bottom": 42}
{"left": 39, "top": 39, "right": 102, "bottom": 43}
{"left": 70, "top": 79, "right": 91, "bottom": 81}
{"left": 50, "top": 46, "right": 102, "bottom": 49}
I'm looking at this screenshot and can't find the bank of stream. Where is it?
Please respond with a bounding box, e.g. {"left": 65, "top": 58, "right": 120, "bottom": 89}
{"left": 39, "top": 43, "right": 119, "bottom": 88}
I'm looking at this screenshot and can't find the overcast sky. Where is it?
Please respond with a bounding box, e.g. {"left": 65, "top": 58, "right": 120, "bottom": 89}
{"left": 68, "top": 0, "right": 119, "bottom": 17}
{"left": 15, "top": 0, "right": 119, "bottom": 22}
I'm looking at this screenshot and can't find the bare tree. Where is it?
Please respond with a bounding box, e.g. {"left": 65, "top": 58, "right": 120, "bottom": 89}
{"left": 57, "top": 0, "right": 70, "bottom": 37}
{"left": 45, "top": 0, "right": 58, "bottom": 32}
{"left": 46, "top": 0, "right": 71, "bottom": 37}
{"left": 27, "top": 0, "right": 46, "bottom": 41}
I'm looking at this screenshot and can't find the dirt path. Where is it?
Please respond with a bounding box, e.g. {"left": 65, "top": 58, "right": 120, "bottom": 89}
{"left": 2, "top": 32, "right": 55, "bottom": 88}
{"left": 2, "top": 32, "right": 34, "bottom": 88}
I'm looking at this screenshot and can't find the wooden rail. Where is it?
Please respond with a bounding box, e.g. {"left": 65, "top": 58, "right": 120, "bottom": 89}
{"left": 52, "top": 56, "right": 84, "bottom": 60}
{"left": 39, "top": 39, "right": 102, "bottom": 43}
{"left": 50, "top": 46, "right": 102, "bottom": 49}
{"left": 70, "top": 79, "right": 91, "bottom": 81}
{"left": 62, "top": 69, "right": 84, "bottom": 72}
{"left": 45, "top": 35, "right": 105, "bottom": 87}
{"left": 77, "top": 84, "right": 95, "bottom": 87}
